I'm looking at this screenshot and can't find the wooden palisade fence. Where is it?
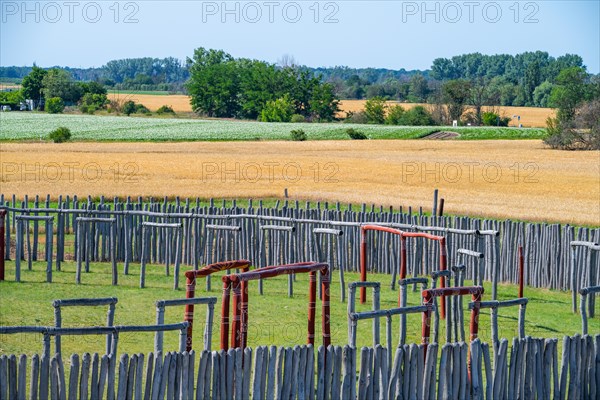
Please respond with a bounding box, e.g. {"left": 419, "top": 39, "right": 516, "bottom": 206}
{"left": 1, "top": 195, "right": 598, "bottom": 296}
{"left": 0, "top": 334, "right": 598, "bottom": 399}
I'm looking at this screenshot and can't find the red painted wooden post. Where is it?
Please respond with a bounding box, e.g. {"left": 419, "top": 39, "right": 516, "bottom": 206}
{"left": 184, "top": 259, "right": 251, "bottom": 351}
{"left": 222, "top": 262, "right": 330, "bottom": 351}
{"left": 421, "top": 286, "right": 484, "bottom": 360}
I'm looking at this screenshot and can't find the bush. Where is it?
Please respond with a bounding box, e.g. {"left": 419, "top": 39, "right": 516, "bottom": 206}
{"left": 79, "top": 104, "right": 97, "bottom": 115}
{"left": 482, "top": 111, "right": 510, "bottom": 126}
{"left": 364, "top": 97, "right": 387, "bottom": 124}
{"left": 122, "top": 100, "right": 136, "bottom": 116}
{"left": 385, "top": 105, "right": 406, "bottom": 125}
{"left": 260, "top": 95, "right": 295, "bottom": 122}
{"left": 346, "top": 128, "right": 367, "bottom": 140}
{"left": 79, "top": 93, "right": 107, "bottom": 114}
{"left": 400, "top": 106, "right": 436, "bottom": 126}
{"left": 544, "top": 100, "right": 600, "bottom": 150}
{"left": 290, "top": 129, "right": 307, "bottom": 141}
{"left": 46, "top": 97, "right": 65, "bottom": 114}
{"left": 290, "top": 114, "right": 305, "bottom": 123}
{"left": 156, "top": 105, "right": 176, "bottom": 115}
{"left": 135, "top": 103, "right": 151, "bottom": 114}
{"left": 344, "top": 111, "right": 368, "bottom": 124}
{"left": 48, "top": 127, "right": 71, "bottom": 143}
{"left": 122, "top": 101, "right": 150, "bottom": 116}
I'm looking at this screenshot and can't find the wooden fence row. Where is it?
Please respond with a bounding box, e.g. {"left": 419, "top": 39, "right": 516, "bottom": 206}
{"left": 0, "top": 333, "right": 598, "bottom": 399}
{"left": 1, "top": 195, "right": 599, "bottom": 294}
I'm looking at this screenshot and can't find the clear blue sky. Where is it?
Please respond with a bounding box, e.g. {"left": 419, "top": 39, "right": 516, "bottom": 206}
{"left": 2, "top": 0, "right": 599, "bottom": 72}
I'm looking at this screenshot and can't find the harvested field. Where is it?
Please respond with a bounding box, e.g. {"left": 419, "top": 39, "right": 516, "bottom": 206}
{"left": 106, "top": 94, "right": 555, "bottom": 128}
{"left": 109, "top": 92, "right": 193, "bottom": 112}
{"left": 339, "top": 100, "right": 555, "bottom": 128}
{"left": 1, "top": 140, "right": 598, "bottom": 225}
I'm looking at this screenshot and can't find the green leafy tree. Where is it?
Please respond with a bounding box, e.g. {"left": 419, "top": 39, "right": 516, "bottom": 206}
{"left": 549, "top": 67, "right": 589, "bottom": 122}
{"left": 0, "top": 90, "right": 25, "bottom": 109}
{"left": 533, "top": 81, "right": 555, "bottom": 107}
{"left": 443, "top": 79, "right": 471, "bottom": 122}
{"left": 237, "top": 59, "right": 280, "bottom": 119}
{"left": 364, "top": 97, "right": 387, "bottom": 124}
{"left": 260, "top": 95, "right": 295, "bottom": 122}
{"left": 309, "top": 83, "right": 339, "bottom": 122}
{"left": 42, "top": 69, "right": 82, "bottom": 104}
{"left": 544, "top": 100, "right": 600, "bottom": 150}
{"left": 408, "top": 74, "right": 429, "bottom": 102}
{"left": 46, "top": 97, "right": 65, "bottom": 114}
{"left": 186, "top": 47, "right": 240, "bottom": 117}
{"left": 21, "top": 65, "right": 47, "bottom": 109}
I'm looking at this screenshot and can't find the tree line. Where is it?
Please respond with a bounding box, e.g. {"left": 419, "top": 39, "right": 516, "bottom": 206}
{"left": 3, "top": 51, "right": 597, "bottom": 108}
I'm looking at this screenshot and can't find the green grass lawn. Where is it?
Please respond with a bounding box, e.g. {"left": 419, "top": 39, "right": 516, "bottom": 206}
{"left": 0, "top": 259, "right": 590, "bottom": 357}
{"left": 0, "top": 112, "right": 547, "bottom": 142}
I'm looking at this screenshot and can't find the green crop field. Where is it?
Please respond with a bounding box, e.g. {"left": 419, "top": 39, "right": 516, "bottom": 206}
{"left": 0, "top": 112, "right": 547, "bottom": 142}
{"left": 0, "top": 260, "right": 590, "bottom": 356}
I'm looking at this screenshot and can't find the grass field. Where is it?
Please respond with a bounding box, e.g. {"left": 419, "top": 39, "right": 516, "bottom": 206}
{"left": 105, "top": 93, "right": 555, "bottom": 128}
{"left": 0, "top": 260, "right": 591, "bottom": 356}
{"left": 1, "top": 140, "right": 598, "bottom": 225}
{"left": 0, "top": 112, "right": 546, "bottom": 141}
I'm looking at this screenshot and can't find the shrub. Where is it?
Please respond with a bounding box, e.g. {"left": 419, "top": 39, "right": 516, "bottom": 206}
{"left": 290, "top": 114, "right": 305, "bottom": 123}
{"left": 544, "top": 100, "right": 600, "bottom": 150}
{"left": 156, "top": 105, "right": 176, "bottom": 115}
{"left": 78, "top": 93, "right": 107, "bottom": 114}
{"left": 260, "top": 95, "right": 294, "bottom": 122}
{"left": 135, "top": 103, "right": 151, "bottom": 114}
{"left": 290, "top": 129, "right": 307, "bottom": 141}
{"left": 46, "top": 97, "right": 65, "bottom": 114}
{"left": 122, "top": 100, "right": 136, "bottom": 116}
{"left": 482, "top": 111, "right": 510, "bottom": 126}
{"left": 364, "top": 97, "right": 387, "bottom": 124}
{"left": 48, "top": 127, "right": 71, "bottom": 143}
{"left": 79, "top": 104, "right": 97, "bottom": 115}
{"left": 345, "top": 111, "right": 368, "bottom": 124}
{"left": 346, "top": 128, "right": 367, "bottom": 140}
{"left": 401, "top": 106, "right": 436, "bottom": 126}
{"left": 385, "top": 105, "right": 406, "bottom": 125}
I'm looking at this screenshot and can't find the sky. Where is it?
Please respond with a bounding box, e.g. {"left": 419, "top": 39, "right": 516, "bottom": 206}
{"left": 1, "top": 0, "right": 599, "bottom": 72}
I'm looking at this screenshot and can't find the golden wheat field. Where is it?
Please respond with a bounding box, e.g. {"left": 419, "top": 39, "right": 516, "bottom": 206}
{"left": 109, "top": 94, "right": 555, "bottom": 128}
{"left": 1, "top": 141, "right": 597, "bottom": 225}
{"left": 338, "top": 100, "right": 555, "bottom": 128}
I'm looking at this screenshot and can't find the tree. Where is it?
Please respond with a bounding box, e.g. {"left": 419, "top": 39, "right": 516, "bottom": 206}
{"left": 533, "top": 81, "right": 554, "bottom": 107}
{"left": 443, "top": 80, "right": 471, "bottom": 122}
{"left": 0, "top": 90, "right": 25, "bottom": 109}
{"left": 21, "top": 65, "right": 47, "bottom": 109}
{"left": 408, "top": 74, "right": 429, "bottom": 102}
{"left": 364, "top": 97, "right": 387, "bottom": 124}
{"left": 46, "top": 97, "right": 65, "bottom": 114}
{"left": 186, "top": 47, "right": 240, "bottom": 117}
{"left": 42, "top": 69, "right": 82, "bottom": 104}
{"left": 544, "top": 99, "right": 600, "bottom": 150}
{"left": 309, "top": 83, "right": 339, "bottom": 122}
{"left": 549, "top": 67, "right": 589, "bottom": 122}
